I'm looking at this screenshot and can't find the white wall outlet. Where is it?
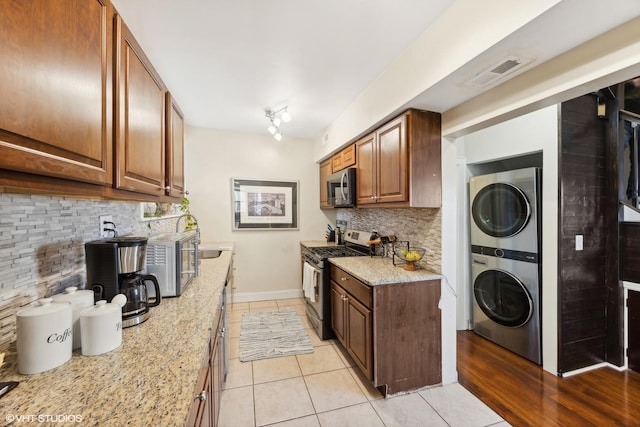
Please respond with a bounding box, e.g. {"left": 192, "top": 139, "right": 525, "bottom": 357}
{"left": 99, "top": 215, "right": 113, "bottom": 238}
{"left": 575, "top": 234, "right": 584, "bottom": 251}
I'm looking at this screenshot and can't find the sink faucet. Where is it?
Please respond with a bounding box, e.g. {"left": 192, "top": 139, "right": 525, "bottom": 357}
{"left": 176, "top": 214, "right": 201, "bottom": 277}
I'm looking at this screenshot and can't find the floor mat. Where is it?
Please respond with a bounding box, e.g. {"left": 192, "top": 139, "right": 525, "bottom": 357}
{"left": 239, "top": 308, "right": 314, "bottom": 362}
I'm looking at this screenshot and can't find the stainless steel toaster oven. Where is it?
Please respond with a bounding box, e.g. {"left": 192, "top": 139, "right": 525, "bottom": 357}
{"left": 145, "top": 231, "right": 198, "bottom": 297}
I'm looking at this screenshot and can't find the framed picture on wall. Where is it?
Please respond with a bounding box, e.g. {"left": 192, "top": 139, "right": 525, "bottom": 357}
{"left": 231, "top": 178, "right": 299, "bottom": 230}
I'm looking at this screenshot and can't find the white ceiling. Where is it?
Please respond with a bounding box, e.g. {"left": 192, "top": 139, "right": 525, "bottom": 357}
{"left": 111, "top": 0, "right": 640, "bottom": 140}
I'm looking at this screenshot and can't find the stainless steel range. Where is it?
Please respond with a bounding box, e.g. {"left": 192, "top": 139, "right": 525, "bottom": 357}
{"left": 301, "top": 229, "right": 371, "bottom": 340}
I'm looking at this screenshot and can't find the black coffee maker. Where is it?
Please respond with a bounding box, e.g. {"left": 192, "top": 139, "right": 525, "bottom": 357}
{"left": 85, "top": 237, "right": 161, "bottom": 328}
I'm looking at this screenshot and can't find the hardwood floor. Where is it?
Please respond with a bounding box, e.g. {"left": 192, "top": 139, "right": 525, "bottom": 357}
{"left": 457, "top": 330, "right": 640, "bottom": 426}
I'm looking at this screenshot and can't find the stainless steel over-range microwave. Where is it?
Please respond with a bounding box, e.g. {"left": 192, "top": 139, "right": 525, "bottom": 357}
{"left": 145, "top": 231, "right": 197, "bottom": 297}
{"left": 327, "top": 167, "right": 356, "bottom": 207}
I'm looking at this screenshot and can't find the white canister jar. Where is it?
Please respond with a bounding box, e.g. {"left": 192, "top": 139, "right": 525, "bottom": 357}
{"left": 16, "top": 298, "right": 73, "bottom": 375}
{"left": 80, "top": 300, "right": 122, "bottom": 356}
{"left": 51, "top": 286, "right": 94, "bottom": 349}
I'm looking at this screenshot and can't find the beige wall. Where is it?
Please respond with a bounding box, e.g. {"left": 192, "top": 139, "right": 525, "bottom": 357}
{"left": 185, "top": 126, "right": 335, "bottom": 300}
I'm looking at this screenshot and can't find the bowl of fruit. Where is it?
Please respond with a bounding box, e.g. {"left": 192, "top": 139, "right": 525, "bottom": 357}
{"left": 394, "top": 247, "right": 427, "bottom": 271}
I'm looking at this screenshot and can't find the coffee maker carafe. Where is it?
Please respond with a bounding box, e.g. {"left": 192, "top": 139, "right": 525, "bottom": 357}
{"left": 85, "top": 237, "right": 161, "bottom": 327}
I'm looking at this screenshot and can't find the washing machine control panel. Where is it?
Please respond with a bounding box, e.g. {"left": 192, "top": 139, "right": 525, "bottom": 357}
{"left": 471, "top": 245, "right": 539, "bottom": 263}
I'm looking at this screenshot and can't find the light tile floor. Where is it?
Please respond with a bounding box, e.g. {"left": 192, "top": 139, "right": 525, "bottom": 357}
{"left": 219, "top": 298, "right": 510, "bottom": 427}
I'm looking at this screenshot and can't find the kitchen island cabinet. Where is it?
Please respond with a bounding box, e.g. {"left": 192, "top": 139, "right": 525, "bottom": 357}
{"left": 0, "top": 250, "right": 233, "bottom": 426}
{"left": 356, "top": 109, "right": 441, "bottom": 208}
{"left": 0, "top": 0, "right": 114, "bottom": 187}
{"left": 329, "top": 262, "right": 442, "bottom": 396}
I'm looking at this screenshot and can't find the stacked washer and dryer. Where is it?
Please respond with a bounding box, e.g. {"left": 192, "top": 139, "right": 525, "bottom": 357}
{"left": 469, "top": 167, "right": 542, "bottom": 365}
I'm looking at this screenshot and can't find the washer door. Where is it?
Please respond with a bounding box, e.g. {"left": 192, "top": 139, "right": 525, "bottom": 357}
{"left": 474, "top": 269, "right": 533, "bottom": 328}
{"left": 472, "top": 183, "right": 531, "bottom": 238}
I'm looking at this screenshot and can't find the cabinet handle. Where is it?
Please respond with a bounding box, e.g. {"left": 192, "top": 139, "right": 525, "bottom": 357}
{"left": 341, "top": 295, "right": 348, "bottom": 301}
{"left": 195, "top": 391, "right": 207, "bottom": 401}
{"left": 341, "top": 277, "right": 347, "bottom": 281}
{"left": 165, "top": 185, "right": 171, "bottom": 191}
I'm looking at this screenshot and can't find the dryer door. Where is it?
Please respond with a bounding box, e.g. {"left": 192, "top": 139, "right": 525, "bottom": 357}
{"left": 471, "top": 183, "right": 531, "bottom": 238}
{"left": 473, "top": 269, "right": 533, "bottom": 328}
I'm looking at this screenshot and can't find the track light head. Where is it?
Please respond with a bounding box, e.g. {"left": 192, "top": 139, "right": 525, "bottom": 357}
{"left": 264, "top": 106, "right": 292, "bottom": 141}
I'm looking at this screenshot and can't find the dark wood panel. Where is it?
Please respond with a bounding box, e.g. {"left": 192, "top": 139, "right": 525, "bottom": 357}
{"left": 408, "top": 110, "right": 442, "bottom": 207}
{"left": 458, "top": 331, "right": 640, "bottom": 427}
{"left": 558, "top": 94, "right": 615, "bottom": 373}
{"left": 629, "top": 290, "right": 640, "bottom": 372}
{"left": 621, "top": 222, "right": 640, "bottom": 282}
{"left": 373, "top": 280, "right": 441, "bottom": 394}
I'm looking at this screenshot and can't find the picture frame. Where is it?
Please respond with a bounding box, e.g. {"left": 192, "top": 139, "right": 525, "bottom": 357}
{"left": 231, "top": 178, "right": 299, "bottom": 230}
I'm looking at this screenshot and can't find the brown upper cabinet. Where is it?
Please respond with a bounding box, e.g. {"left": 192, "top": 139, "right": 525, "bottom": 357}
{"left": 0, "top": 1, "right": 184, "bottom": 201}
{"left": 356, "top": 109, "right": 441, "bottom": 208}
{"left": 319, "top": 159, "right": 332, "bottom": 209}
{"left": 0, "top": 0, "right": 114, "bottom": 186}
{"left": 114, "top": 15, "right": 167, "bottom": 197}
{"left": 331, "top": 143, "right": 356, "bottom": 173}
{"left": 166, "top": 92, "right": 186, "bottom": 198}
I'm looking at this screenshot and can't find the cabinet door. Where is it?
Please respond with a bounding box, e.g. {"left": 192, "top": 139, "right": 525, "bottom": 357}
{"left": 346, "top": 295, "right": 373, "bottom": 380}
{"left": 342, "top": 144, "right": 356, "bottom": 169}
{"left": 330, "top": 281, "right": 347, "bottom": 346}
{"left": 356, "top": 133, "right": 376, "bottom": 205}
{"left": 0, "top": 0, "right": 113, "bottom": 185}
{"left": 332, "top": 153, "right": 343, "bottom": 173}
{"left": 187, "top": 348, "right": 213, "bottom": 426}
{"left": 211, "top": 330, "right": 221, "bottom": 427}
{"left": 166, "top": 92, "right": 186, "bottom": 198}
{"left": 376, "top": 114, "right": 408, "bottom": 203}
{"left": 319, "top": 159, "right": 332, "bottom": 209}
{"left": 115, "top": 15, "right": 166, "bottom": 196}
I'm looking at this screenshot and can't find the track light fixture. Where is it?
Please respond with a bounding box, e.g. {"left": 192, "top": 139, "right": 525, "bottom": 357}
{"left": 265, "top": 106, "right": 291, "bottom": 140}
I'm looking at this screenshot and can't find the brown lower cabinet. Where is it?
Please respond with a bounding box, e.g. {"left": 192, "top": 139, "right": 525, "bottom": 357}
{"left": 187, "top": 309, "right": 224, "bottom": 426}
{"left": 329, "top": 264, "right": 441, "bottom": 396}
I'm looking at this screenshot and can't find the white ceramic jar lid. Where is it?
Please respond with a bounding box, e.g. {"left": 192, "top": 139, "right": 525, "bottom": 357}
{"left": 51, "top": 286, "right": 94, "bottom": 303}
{"left": 17, "top": 298, "right": 70, "bottom": 317}
{"left": 81, "top": 300, "right": 120, "bottom": 317}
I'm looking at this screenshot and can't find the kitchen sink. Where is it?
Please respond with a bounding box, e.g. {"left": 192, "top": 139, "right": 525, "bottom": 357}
{"left": 199, "top": 249, "right": 222, "bottom": 259}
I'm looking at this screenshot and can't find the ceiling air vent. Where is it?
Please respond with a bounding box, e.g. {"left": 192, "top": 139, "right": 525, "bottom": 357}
{"left": 464, "top": 56, "right": 533, "bottom": 88}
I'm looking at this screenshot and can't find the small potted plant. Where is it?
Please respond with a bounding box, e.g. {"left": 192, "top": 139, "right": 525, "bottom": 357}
{"left": 179, "top": 196, "right": 197, "bottom": 230}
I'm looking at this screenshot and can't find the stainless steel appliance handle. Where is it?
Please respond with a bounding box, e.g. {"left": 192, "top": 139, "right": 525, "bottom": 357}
{"left": 340, "top": 171, "right": 347, "bottom": 201}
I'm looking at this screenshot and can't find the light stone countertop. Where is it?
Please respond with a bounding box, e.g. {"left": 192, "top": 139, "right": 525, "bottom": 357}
{"left": 329, "top": 256, "right": 441, "bottom": 286}
{"left": 300, "top": 240, "right": 338, "bottom": 248}
{"left": 0, "top": 251, "right": 233, "bottom": 427}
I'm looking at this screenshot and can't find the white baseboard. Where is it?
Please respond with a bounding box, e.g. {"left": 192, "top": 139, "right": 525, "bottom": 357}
{"left": 232, "top": 289, "right": 303, "bottom": 303}
{"left": 560, "top": 362, "right": 626, "bottom": 377}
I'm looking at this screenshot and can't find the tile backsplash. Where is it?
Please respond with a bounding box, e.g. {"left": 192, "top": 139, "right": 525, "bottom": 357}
{"left": 0, "top": 193, "right": 178, "bottom": 347}
{"left": 336, "top": 208, "right": 442, "bottom": 270}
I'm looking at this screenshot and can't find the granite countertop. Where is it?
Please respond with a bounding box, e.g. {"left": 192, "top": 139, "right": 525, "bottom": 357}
{"left": 329, "top": 256, "right": 441, "bottom": 286}
{"left": 300, "top": 240, "right": 338, "bottom": 248}
{"left": 0, "top": 251, "right": 233, "bottom": 427}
